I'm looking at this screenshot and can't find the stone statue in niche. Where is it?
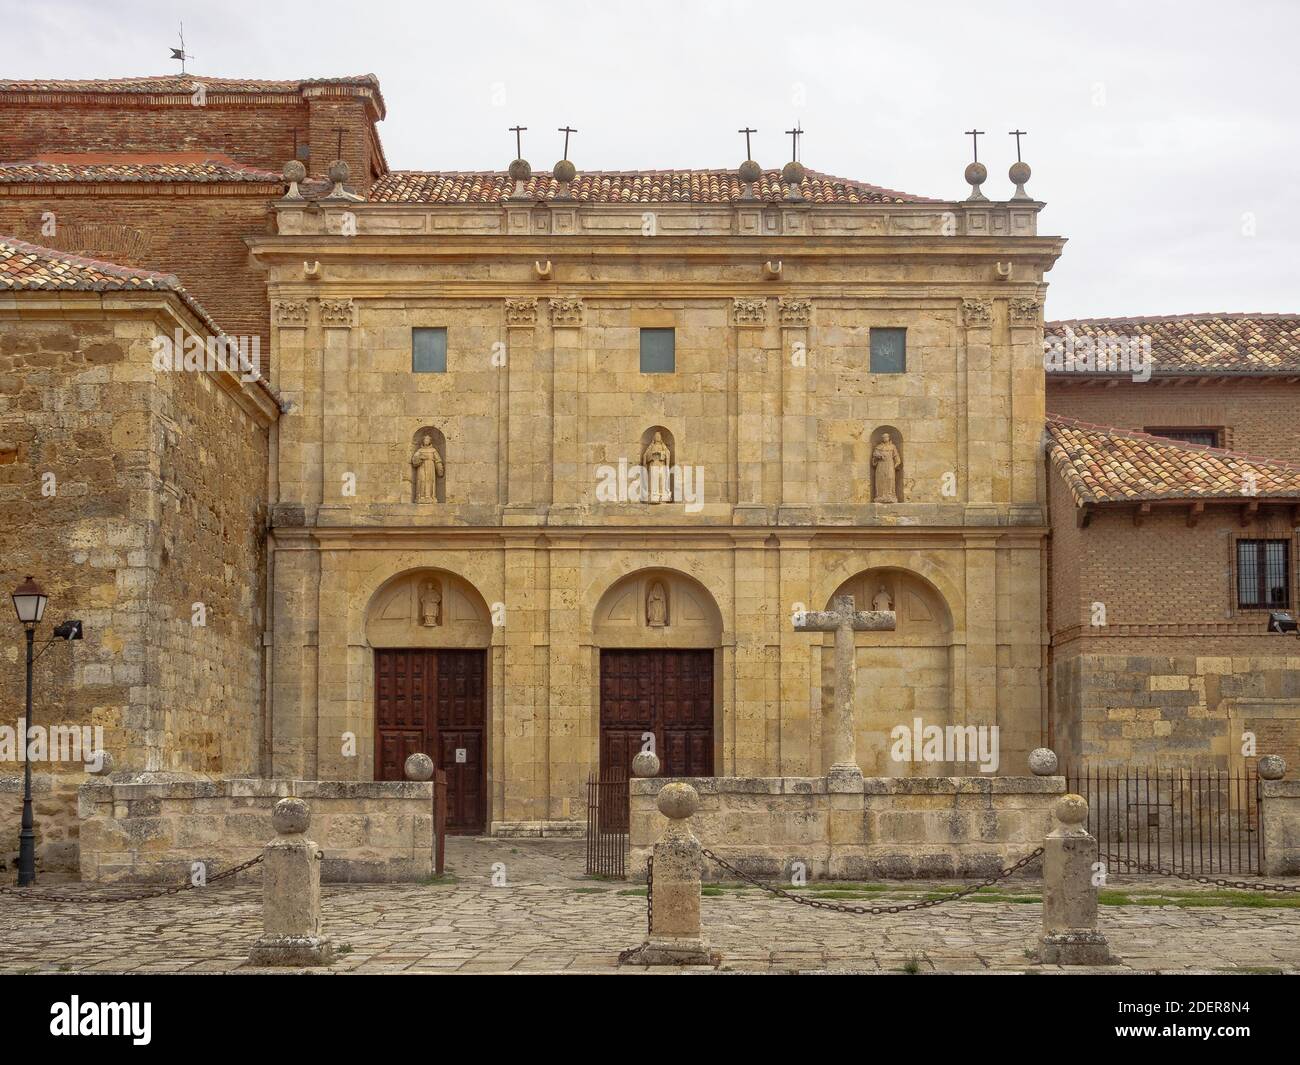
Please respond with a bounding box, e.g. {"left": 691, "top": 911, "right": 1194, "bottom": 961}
{"left": 872, "top": 584, "right": 893, "bottom": 612}
{"left": 643, "top": 431, "right": 671, "bottom": 504}
{"left": 872, "top": 432, "right": 902, "bottom": 503}
{"left": 411, "top": 434, "right": 444, "bottom": 503}
{"left": 647, "top": 582, "right": 668, "bottom": 627}
{"left": 420, "top": 581, "right": 442, "bottom": 627}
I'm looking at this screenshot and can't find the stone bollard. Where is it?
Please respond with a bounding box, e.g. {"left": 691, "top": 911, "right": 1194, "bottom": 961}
{"left": 622, "top": 782, "right": 719, "bottom": 966}
{"left": 249, "top": 798, "right": 333, "bottom": 966}
{"left": 1039, "top": 794, "right": 1111, "bottom": 965}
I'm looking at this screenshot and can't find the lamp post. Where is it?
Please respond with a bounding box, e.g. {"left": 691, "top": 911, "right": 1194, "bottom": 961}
{"left": 9, "top": 577, "right": 81, "bottom": 887}
{"left": 11, "top": 577, "right": 47, "bottom": 887}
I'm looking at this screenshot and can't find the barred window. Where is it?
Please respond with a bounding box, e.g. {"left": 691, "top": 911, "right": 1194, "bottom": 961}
{"left": 1145, "top": 427, "right": 1221, "bottom": 448}
{"left": 412, "top": 327, "right": 447, "bottom": 373}
{"left": 1237, "top": 539, "right": 1290, "bottom": 609}
{"left": 869, "top": 327, "right": 906, "bottom": 373}
{"left": 640, "top": 328, "right": 675, "bottom": 373}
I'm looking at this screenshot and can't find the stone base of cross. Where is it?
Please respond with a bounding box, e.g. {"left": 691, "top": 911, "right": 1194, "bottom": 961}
{"left": 794, "top": 594, "right": 896, "bottom": 777}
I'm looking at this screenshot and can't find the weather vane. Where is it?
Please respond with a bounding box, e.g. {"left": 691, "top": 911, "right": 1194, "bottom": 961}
{"left": 557, "top": 126, "right": 577, "bottom": 159}
{"left": 784, "top": 124, "right": 804, "bottom": 162}
{"left": 1008, "top": 129, "right": 1027, "bottom": 162}
{"left": 510, "top": 125, "right": 527, "bottom": 158}
{"left": 964, "top": 129, "right": 985, "bottom": 163}
{"left": 738, "top": 127, "right": 757, "bottom": 160}
{"left": 169, "top": 21, "right": 194, "bottom": 75}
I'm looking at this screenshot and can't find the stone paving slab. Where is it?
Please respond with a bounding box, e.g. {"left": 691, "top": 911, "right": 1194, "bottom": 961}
{"left": 2, "top": 838, "right": 1299, "bottom": 974}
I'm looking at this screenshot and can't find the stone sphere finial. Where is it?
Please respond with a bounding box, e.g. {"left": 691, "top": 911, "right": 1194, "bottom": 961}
{"left": 657, "top": 781, "right": 699, "bottom": 821}
{"left": 1009, "top": 159, "right": 1031, "bottom": 199}
{"left": 283, "top": 159, "right": 306, "bottom": 184}
{"left": 553, "top": 158, "right": 576, "bottom": 184}
{"left": 781, "top": 159, "right": 805, "bottom": 186}
{"left": 631, "top": 750, "right": 661, "bottom": 778}
{"left": 1054, "top": 793, "right": 1088, "bottom": 826}
{"left": 964, "top": 160, "right": 987, "bottom": 201}
{"left": 327, "top": 159, "right": 350, "bottom": 185}
{"left": 404, "top": 752, "right": 435, "bottom": 781}
{"left": 1258, "top": 754, "right": 1287, "bottom": 781}
{"left": 1028, "top": 747, "right": 1059, "bottom": 776}
{"left": 508, "top": 157, "right": 532, "bottom": 183}
{"left": 272, "top": 797, "right": 310, "bottom": 835}
{"left": 738, "top": 158, "right": 762, "bottom": 185}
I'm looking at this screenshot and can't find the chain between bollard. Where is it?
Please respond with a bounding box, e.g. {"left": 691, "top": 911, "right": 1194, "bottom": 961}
{"left": 699, "top": 846, "right": 1045, "bottom": 915}
{"left": 645, "top": 853, "right": 654, "bottom": 934}
{"left": 1099, "top": 852, "right": 1300, "bottom": 893}
{"left": 0, "top": 852, "right": 266, "bottom": 904}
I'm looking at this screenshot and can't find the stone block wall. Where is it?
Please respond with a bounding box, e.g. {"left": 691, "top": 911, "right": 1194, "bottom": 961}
{"left": 0, "top": 773, "right": 82, "bottom": 877}
{"left": 77, "top": 778, "right": 433, "bottom": 883}
{"left": 1262, "top": 780, "right": 1300, "bottom": 875}
{"left": 629, "top": 774, "right": 1063, "bottom": 880}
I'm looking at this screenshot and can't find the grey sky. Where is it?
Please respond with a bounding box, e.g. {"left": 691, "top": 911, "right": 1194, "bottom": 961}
{"left": 6, "top": 0, "right": 1298, "bottom": 319}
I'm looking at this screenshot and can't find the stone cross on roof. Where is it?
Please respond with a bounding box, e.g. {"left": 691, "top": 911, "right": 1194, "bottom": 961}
{"left": 794, "top": 593, "right": 895, "bottom": 778}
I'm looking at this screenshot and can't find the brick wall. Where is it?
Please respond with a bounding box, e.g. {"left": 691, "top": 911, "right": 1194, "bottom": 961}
{"left": 1048, "top": 378, "right": 1300, "bottom": 462}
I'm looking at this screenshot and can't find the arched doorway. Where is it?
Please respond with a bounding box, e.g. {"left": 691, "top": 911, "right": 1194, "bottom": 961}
{"left": 366, "top": 568, "right": 492, "bottom": 832}
{"left": 821, "top": 567, "right": 955, "bottom": 776}
{"left": 592, "top": 568, "right": 723, "bottom": 779}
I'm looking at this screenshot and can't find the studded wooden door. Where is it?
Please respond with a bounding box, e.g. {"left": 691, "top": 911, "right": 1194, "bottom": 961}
{"left": 374, "top": 648, "right": 487, "bottom": 834}
{"left": 599, "top": 649, "right": 714, "bottom": 778}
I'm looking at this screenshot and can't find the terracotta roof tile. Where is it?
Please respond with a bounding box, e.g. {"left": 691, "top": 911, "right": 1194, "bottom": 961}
{"left": 1045, "top": 313, "right": 1300, "bottom": 376}
{"left": 1046, "top": 415, "right": 1300, "bottom": 506}
{"left": 0, "top": 152, "right": 283, "bottom": 185}
{"left": 367, "top": 168, "right": 936, "bottom": 205}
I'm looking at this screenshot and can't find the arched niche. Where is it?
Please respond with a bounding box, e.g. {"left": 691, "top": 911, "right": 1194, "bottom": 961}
{"left": 409, "top": 426, "right": 447, "bottom": 503}
{"left": 365, "top": 567, "right": 491, "bottom": 648}
{"left": 869, "top": 425, "right": 903, "bottom": 503}
{"left": 821, "top": 567, "right": 955, "bottom": 776}
{"left": 593, "top": 567, "right": 722, "bottom": 648}
{"left": 638, "top": 425, "right": 676, "bottom": 505}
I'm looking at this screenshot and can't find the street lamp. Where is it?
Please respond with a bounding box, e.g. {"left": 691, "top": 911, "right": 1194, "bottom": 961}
{"left": 10, "top": 577, "right": 82, "bottom": 887}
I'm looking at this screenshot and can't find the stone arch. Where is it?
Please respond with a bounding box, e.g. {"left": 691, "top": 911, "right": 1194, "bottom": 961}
{"left": 365, "top": 566, "right": 492, "bottom": 648}
{"left": 409, "top": 426, "right": 447, "bottom": 503}
{"left": 822, "top": 566, "right": 956, "bottom": 777}
{"left": 869, "top": 425, "right": 903, "bottom": 503}
{"left": 592, "top": 567, "right": 722, "bottom": 648}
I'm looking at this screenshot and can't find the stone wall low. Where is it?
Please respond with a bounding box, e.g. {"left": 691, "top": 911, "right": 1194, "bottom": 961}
{"left": 78, "top": 778, "right": 433, "bottom": 883}
{"left": 0, "top": 773, "right": 82, "bottom": 877}
{"left": 629, "top": 775, "right": 1064, "bottom": 880}
{"left": 1262, "top": 780, "right": 1300, "bottom": 875}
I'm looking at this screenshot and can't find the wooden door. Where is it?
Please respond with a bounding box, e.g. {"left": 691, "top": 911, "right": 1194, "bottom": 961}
{"left": 599, "top": 649, "right": 714, "bottom": 778}
{"left": 375, "top": 648, "right": 486, "bottom": 834}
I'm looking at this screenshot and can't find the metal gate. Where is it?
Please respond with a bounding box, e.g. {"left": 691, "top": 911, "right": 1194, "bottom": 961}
{"left": 1065, "top": 765, "right": 1262, "bottom": 875}
{"left": 585, "top": 772, "right": 629, "bottom": 878}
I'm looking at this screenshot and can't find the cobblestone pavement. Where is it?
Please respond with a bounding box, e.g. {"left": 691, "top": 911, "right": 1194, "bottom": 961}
{"left": 3, "top": 838, "right": 1299, "bottom": 974}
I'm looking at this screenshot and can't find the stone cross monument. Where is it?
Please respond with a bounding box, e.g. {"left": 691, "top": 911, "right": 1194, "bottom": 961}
{"left": 794, "top": 594, "right": 895, "bottom": 780}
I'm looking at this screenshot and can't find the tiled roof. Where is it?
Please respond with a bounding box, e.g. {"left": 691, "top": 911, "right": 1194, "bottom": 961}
{"left": 367, "top": 168, "right": 936, "bottom": 205}
{"left": 0, "top": 234, "right": 223, "bottom": 333}
{"left": 1046, "top": 313, "right": 1300, "bottom": 377}
{"left": 1046, "top": 415, "right": 1300, "bottom": 506}
{"left": 0, "top": 152, "right": 284, "bottom": 185}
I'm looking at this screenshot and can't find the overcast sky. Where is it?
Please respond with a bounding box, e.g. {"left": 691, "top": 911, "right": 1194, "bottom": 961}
{"left": 5, "top": 0, "right": 1298, "bottom": 319}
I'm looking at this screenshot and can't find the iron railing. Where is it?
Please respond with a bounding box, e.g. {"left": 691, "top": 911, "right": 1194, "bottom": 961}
{"left": 585, "top": 771, "right": 629, "bottom": 878}
{"left": 1065, "top": 765, "right": 1262, "bottom": 875}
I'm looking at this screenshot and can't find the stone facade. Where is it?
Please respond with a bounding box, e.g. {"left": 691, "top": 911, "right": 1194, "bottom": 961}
{"left": 0, "top": 289, "right": 277, "bottom": 873}
{"left": 254, "top": 193, "right": 1061, "bottom": 834}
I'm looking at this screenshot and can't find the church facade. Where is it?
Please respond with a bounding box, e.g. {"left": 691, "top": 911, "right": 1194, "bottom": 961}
{"left": 1, "top": 72, "right": 1296, "bottom": 864}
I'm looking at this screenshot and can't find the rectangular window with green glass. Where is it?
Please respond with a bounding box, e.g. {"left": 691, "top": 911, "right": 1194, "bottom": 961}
{"left": 869, "top": 327, "right": 906, "bottom": 373}
{"left": 412, "top": 327, "right": 448, "bottom": 373}
{"left": 640, "top": 328, "right": 675, "bottom": 373}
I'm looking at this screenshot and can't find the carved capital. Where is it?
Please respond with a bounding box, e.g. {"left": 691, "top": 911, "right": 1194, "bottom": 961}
{"left": 731, "top": 296, "right": 768, "bottom": 327}
{"left": 1010, "top": 296, "right": 1042, "bottom": 322}
{"left": 319, "top": 298, "right": 356, "bottom": 328}
{"left": 778, "top": 297, "right": 813, "bottom": 327}
{"left": 505, "top": 297, "right": 538, "bottom": 327}
{"left": 274, "top": 299, "right": 309, "bottom": 327}
{"left": 961, "top": 298, "right": 991, "bottom": 327}
{"left": 548, "top": 295, "right": 585, "bottom": 327}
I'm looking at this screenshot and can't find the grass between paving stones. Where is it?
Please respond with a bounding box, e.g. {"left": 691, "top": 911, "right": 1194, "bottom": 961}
{"left": 419, "top": 873, "right": 459, "bottom": 886}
